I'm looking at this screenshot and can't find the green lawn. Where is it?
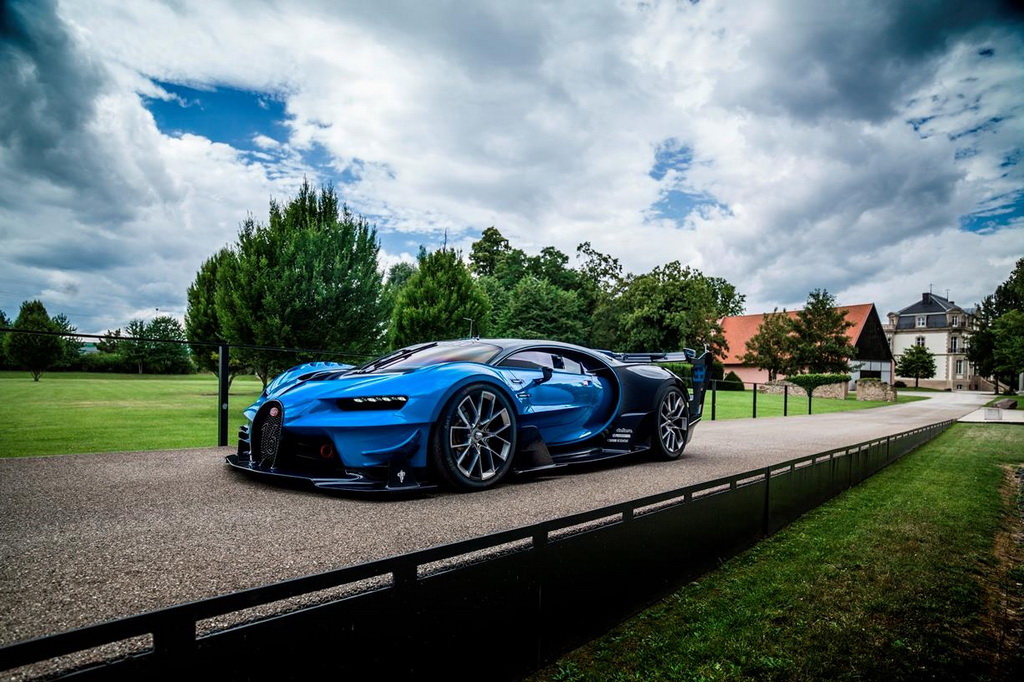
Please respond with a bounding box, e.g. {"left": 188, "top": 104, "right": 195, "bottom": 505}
{"left": 0, "top": 372, "right": 925, "bottom": 458}
{"left": 706, "top": 389, "right": 926, "bottom": 420}
{"left": 0, "top": 372, "right": 263, "bottom": 457}
{"left": 528, "top": 424, "right": 1024, "bottom": 681}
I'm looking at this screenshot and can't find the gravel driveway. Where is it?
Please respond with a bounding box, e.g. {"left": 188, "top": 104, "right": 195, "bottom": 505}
{"left": 0, "top": 391, "right": 990, "bottom": 650}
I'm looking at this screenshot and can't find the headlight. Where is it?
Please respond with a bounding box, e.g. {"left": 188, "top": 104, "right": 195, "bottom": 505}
{"left": 337, "top": 396, "right": 409, "bottom": 411}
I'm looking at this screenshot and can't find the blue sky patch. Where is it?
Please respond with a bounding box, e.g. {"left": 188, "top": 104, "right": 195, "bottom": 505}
{"left": 649, "top": 139, "right": 693, "bottom": 181}
{"left": 650, "top": 189, "right": 723, "bottom": 222}
{"left": 959, "top": 190, "right": 1024, "bottom": 232}
{"left": 145, "top": 81, "right": 290, "bottom": 151}
{"left": 647, "top": 139, "right": 726, "bottom": 221}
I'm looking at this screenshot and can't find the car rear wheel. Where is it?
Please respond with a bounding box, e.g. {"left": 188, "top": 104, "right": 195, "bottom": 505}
{"left": 431, "top": 384, "right": 517, "bottom": 491}
{"left": 652, "top": 386, "right": 688, "bottom": 460}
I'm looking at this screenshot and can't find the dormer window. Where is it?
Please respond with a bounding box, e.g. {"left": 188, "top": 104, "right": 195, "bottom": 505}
{"left": 916, "top": 316, "right": 927, "bottom": 328}
{"left": 950, "top": 315, "right": 960, "bottom": 327}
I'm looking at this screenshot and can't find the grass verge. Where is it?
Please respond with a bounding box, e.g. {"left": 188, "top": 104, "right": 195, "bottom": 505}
{"left": 707, "top": 390, "right": 926, "bottom": 420}
{"left": 527, "top": 424, "right": 1024, "bottom": 682}
{"left": 1, "top": 372, "right": 924, "bottom": 457}
{"left": 0, "top": 372, "right": 263, "bottom": 457}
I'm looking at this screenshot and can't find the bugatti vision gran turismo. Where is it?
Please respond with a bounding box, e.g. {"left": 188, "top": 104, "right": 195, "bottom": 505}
{"left": 227, "top": 339, "right": 713, "bottom": 493}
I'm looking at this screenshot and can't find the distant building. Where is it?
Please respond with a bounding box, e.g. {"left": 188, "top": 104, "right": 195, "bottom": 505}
{"left": 883, "top": 292, "right": 978, "bottom": 391}
{"left": 720, "top": 303, "right": 894, "bottom": 387}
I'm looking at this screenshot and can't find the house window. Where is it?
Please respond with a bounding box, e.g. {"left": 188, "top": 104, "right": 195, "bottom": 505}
{"left": 916, "top": 336, "right": 926, "bottom": 347}
{"left": 916, "top": 315, "right": 927, "bottom": 328}
{"left": 950, "top": 337, "right": 959, "bottom": 353}
{"left": 955, "top": 359, "right": 964, "bottom": 376}
{"left": 951, "top": 315, "right": 960, "bottom": 327}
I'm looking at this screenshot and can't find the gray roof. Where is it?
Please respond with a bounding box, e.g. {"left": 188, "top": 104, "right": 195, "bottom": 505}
{"left": 896, "top": 292, "right": 963, "bottom": 316}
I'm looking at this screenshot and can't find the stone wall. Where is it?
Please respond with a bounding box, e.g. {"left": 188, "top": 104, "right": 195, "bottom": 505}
{"left": 855, "top": 379, "right": 897, "bottom": 402}
{"left": 757, "top": 380, "right": 848, "bottom": 400}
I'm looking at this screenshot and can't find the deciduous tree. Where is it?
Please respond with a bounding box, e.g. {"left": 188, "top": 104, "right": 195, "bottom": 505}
{"left": 617, "top": 262, "right": 745, "bottom": 354}
{"left": 497, "top": 277, "right": 587, "bottom": 344}
{"left": 968, "top": 258, "right": 1024, "bottom": 391}
{"left": 896, "top": 343, "right": 936, "bottom": 388}
{"left": 4, "top": 300, "right": 62, "bottom": 381}
{"left": 992, "top": 309, "right": 1024, "bottom": 381}
{"left": 740, "top": 308, "right": 796, "bottom": 381}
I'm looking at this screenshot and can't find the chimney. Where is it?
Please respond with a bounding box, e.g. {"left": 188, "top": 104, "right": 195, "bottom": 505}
{"left": 922, "top": 292, "right": 930, "bottom": 303}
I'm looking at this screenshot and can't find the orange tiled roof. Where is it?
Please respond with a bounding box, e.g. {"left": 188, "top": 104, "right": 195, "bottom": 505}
{"left": 719, "top": 303, "right": 877, "bottom": 364}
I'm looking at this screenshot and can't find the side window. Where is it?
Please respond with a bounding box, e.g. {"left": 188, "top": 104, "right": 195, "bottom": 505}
{"left": 499, "top": 351, "right": 552, "bottom": 370}
{"left": 553, "top": 354, "right": 583, "bottom": 374}
{"left": 499, "top": 350, "right": 585, "bottom": 374}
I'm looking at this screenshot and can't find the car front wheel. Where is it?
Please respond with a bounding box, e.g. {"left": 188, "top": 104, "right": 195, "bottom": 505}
{"left": 430, "top": 384, "right": 518, "bottom": 491}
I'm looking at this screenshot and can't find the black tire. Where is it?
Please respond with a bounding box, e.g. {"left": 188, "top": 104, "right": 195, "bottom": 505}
{"left": 651, "top": 385, "right": 688, "bottom": 460}
{"left": 430, "top": 383, "right": 518, "bottom": 491}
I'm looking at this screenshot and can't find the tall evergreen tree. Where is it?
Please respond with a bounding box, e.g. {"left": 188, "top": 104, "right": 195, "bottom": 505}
{"left": 186, "top": 248, "right": 236, "bottom": 377}
{"left": 390, "top": 248, "right": 490, "bottom": 348}
{"left": 789, "top": 289, "right": 856, "bottom": 374}
{"left": 214, "top": 180, "right": 387, "bottom": 385}
{"left": 4, "top": 300, "right": 62, "bottom": 381}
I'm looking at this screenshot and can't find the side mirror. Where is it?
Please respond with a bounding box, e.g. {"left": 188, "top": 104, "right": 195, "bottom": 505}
{"left": 528, "top": 366, "right": 553, "bottom": 389}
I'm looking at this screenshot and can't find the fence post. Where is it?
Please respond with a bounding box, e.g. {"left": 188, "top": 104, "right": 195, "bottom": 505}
{"left": 808, "top": 390, "right": 813, "bottom": 415}
{"left": 752, "top": 383, "right": 757, "bottom": 419}
{"left": 711, "top": 380, "right": 717, "bottom": 421}
{"left": 218, "top": 344, "right": 230, "bottom": 447}
{"left": 783, "top": 385, "right": 788, "bottom": 417}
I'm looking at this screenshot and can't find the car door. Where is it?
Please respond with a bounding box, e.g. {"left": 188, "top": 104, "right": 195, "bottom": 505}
{"left": 497, "top": 350, "right": 604, "bottom": 444}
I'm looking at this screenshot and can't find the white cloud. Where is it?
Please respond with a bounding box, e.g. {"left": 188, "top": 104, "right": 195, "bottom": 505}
{"left": 2, "top": 0, "right": 1022, "bottom": 337}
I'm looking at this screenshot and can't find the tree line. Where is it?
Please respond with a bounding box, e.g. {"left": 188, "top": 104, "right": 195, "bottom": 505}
{"left": 9, "top": 181, "right": 1015, "bottom": 389}
{"left": 967, "top": 257, "right": 1024, "bottom": 393}
{"left": 184, "top": 180, "right": 747, "bottom": 387}
{"left": 0, "top": 302, "right": 191, "bottom": 380}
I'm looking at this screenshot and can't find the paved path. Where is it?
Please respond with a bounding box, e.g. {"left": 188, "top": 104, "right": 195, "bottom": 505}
{"left": 0, "top": 391, "right": 991, "bottom": 650}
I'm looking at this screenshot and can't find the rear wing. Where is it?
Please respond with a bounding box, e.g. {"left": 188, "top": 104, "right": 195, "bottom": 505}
{"left": 602, "top": 347, "right": 713, "bottom": 423}
{"left": 601, "top": 348, "right": 701, "bottom": 363}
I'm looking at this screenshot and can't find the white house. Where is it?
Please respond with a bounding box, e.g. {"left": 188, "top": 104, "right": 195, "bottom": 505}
{"left": 884, "top": 292, "right": 979, "bottom": 391}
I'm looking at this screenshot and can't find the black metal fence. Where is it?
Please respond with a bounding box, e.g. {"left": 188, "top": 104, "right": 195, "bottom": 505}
{"left": 0, "top": 420, "right": 954, "bottom": 681}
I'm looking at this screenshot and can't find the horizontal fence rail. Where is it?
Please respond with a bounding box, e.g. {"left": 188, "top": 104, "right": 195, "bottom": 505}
{"left": 0, "top": 420, "right": 955, "bottom": 681}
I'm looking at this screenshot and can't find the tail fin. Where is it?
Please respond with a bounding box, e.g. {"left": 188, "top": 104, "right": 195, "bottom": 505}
{"left": 688, "top": 349, "right": 713, "bottom": 424}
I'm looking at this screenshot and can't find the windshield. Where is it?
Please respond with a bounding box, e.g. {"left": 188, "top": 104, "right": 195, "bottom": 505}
{"left": 356, "top": 342, "right": 501, "bottom": 373}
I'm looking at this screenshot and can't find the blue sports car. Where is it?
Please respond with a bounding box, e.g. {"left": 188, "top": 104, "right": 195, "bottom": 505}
{"left": 226, "top": 339, "right": 713, "bottom": 493}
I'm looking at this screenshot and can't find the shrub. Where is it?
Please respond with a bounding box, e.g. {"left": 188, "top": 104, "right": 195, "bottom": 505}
{"left": 787, "top": 373, "right": 851, "bottom": 396}
{"left": 894, "top": 380, "right": 907, "bottom": 388}
{"left": 718, "top": 370, "right": 746, "bottom": 391}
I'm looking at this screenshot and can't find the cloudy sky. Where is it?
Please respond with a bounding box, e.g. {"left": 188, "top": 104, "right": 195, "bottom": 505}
{"left": 2, "top": 0, "right": 1022, "bottom": 336}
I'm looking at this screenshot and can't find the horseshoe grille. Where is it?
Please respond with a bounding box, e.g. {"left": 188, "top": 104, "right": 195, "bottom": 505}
{"left": 253, "top": 400, "right": 284, "bottom": 468}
